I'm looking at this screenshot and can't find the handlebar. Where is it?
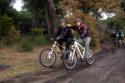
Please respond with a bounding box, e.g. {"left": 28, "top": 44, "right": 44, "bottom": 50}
{"left": 51, "top": 38, "right": 58, "bottom": 41}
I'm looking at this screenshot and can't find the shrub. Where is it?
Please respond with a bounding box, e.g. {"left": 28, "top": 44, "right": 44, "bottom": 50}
{"left": 30, "top": 28, "right": 43, "bottom": 36}
{"left": 33, "top": 37, "right": 49, "bottom": 46}
{"left": 0, "top": 15, "right": 13, "bottom": 37}
{"left": 90, "top": 27, "right": 100, "bottom": 51}
{"left": 16, "top": 38, "right": 33, "bottom": 52}
{"left": 0, "top": 15, "right": 20, "bottom": 45}
{"left": 4, "top": 26, "right": 20, "bottom": 45}
{"left": 16, "top": 36, "right": 50, "bottom": 52}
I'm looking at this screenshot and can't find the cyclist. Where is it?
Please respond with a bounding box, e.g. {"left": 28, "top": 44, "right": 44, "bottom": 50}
{"left": 119, "top": 30, "right": 124, "bottom": 41}
{"left": 54, "top": 19, "right": 74, "bottom": 51}
{"left": 110, "top": 31, "right": 116, "bottom": 46}
{"left": 71, "top": 19, "right": 91, "bottom": 59}
{"left": 115, "top": 30, "right": 124, "bottom": 47}
{"left": 118, "top": 30, "right": 124, "bottom": 46}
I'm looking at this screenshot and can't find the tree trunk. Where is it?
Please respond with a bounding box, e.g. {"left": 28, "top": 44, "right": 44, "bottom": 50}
{"left": 46, "top": 0, "right": 56, "bottom": 34}
{"left": 31, "top": 0, "right": 37, "bottom": 40}
{"left": 44, "top": 5, "right": 51, "bottom": 36}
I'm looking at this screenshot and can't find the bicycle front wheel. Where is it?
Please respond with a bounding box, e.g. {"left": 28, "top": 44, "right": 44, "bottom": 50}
{"left": 63, "top": 49, "right": 77, "bottom": 69}
{"left": 39, "top": 49, "right": 56, "bottom": 67}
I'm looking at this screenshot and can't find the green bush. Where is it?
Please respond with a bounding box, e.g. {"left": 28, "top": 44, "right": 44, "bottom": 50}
{"left": 104, "top": 15, "right": 125, "bottom": 30}
{"left": 89, "top": 27, "right": 100, "bottom": 52}
{"left": 0, "top": 15, "right": 13, "bottom": 37}
{"left": 33, "top": 37, "right": 49, "bottom": 46}
{"left": 30, "top": 28, "right": 43, "bottom": 36}
{"left": 16, "top": 36, "right": 50, "bottom": 52}
{"left": 0, "top": 15, "right": 20, "bottom": 45}
{"left": 16, "top": 37, "right": 33, "bottom": 52}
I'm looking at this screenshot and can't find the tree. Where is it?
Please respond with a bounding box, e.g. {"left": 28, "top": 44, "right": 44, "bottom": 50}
{"left": 23, "top": 0, "right": 57, "bottom": 35}
{"left": 0, "top": 0, "right": 11, "bottom": 15}
{"left": 17, "top": 11, "right": 32, "bottom": 34}
{"left": 60, "top": 0, "right": 121, "bottom": 23}
{"left": 0, "top": 15, "right": 20, "bottom": 43}
{"left": 121, "top": 0, "right": 125, "bottom": 12}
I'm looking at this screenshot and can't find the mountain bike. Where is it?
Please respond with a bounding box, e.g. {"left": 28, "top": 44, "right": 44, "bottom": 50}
{"left": 39, "top": 38, "right": 66, "bottom": 67}
{"left": 63, "top": 38, "right": 95, "bottom": 69}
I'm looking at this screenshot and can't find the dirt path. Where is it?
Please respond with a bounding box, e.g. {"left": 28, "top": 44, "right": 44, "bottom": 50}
{"left": 0, "top": 45, "right": 49, "bottom": 80}
{"left": 69, "top": 48, "right": 125, "bottom": 83}
{"left": 0, "top": 45, "right": 125, "bottom": 83}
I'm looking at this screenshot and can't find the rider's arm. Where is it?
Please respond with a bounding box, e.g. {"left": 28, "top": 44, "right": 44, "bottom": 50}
{"left": 54, "top": 28, "right": 61, "bottom": 38}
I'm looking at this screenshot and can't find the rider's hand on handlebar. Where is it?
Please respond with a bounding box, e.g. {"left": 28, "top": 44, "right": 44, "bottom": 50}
{"left": 56, "top": 36, "right": 61, "bottom": 40}
{"left": 51, "top": 38, "right": 54, "bottom": 41}
{"left": 51, "top": 36, "right": 60, "bottom": 41}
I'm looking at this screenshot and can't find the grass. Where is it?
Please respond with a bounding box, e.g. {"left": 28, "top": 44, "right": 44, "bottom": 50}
{"left": 16, "top": 38, "right": 34, "bottom": 52}
{"left": 15, "top": 36, "right": 50, "bottom": 52}
{"left": 0, "top": 36, "right": 51, "bottom": 80}
{"left": 0, "top": 47, "right": 42, "bottom": 80}
{"left": 0, "top": 35, "right": 50, "bottom": 52}
{"left": 0, "top": 63, "right": 40, "bottom": 80}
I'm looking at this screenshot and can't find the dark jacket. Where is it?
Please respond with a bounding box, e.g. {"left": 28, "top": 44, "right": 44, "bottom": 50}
{"left": 110, "top": 33, "right": 116, "bottom": 39}
{"left": 54, "top": 26, "right": 74, "bottom": 39}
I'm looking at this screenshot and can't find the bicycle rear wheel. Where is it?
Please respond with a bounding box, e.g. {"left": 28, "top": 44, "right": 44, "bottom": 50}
{"left": 39, "top": 49, "right": 56, "bottom": 67}
{"left": 63, "top": 49, "right": 77, "bottom": 69}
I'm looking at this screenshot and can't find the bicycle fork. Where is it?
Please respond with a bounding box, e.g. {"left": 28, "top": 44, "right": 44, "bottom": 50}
{"left": 48, "top": 48, "right": 54, "bottom": 59}
{"left": 68, "top": 49, "right": 75, "bottom": 61}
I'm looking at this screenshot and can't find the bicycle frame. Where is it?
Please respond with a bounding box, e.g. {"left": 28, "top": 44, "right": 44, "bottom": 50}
{"left": 50, "top": 41, "right": 66, "bottom": 56}
{"left": 72, "top": 40, "right": 85, "bottom": 59}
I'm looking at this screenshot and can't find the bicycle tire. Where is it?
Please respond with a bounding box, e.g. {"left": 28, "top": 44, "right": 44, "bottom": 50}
{"left": 63, "top": 49, "right": 77, "bottom": 69}
{"left": 39, "top": 49, "right": 56, "bottom": 67}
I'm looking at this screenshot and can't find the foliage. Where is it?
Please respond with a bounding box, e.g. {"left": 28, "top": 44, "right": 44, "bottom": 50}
{"left": 104, "top": 15, "right": 125, "bottom": 30}
{"left": 0, "top": 0, "right": 11, "bottom": 15}
{"left": 0, "top": 15, "right": 13, "bottom": 36}
{"left": 22, "top": 0, "right": 65, "bottom": 35}
{"left": 17, "top": 11, "right": 32, "bottom": 34}
{"left": 15, "top": 36, "right": 49, "bottom": 52}
{"left": 90, "top": 28, "right": 100, "bottom": 51}
{"left": 121, "top": 0, "right": 125, "bottom": 11}
{"left": 0, "top": 15, "right": 20, "bottom": 44}
{"left": 59, "top": 0, "right": 122, "bottom": 50}
{"left": 30, "top": 28, "right": 43, "bottom": 36}
{"left": 16, "top": 37, "right": 33, "bottom": 52}
{"left": 5, "top": 26, "right": 20, "bottom": 45}
{"left": 0, "top": 0, "right": 124, "bottom": 51}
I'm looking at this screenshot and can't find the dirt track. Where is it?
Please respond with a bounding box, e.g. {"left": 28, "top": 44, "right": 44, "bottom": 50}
{"left": 0, "top": 46, "right": 125, "bottom": 83}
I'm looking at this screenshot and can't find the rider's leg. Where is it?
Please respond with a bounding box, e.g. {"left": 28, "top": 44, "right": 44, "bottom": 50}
{"left": 66, "top": 38, "right": 74, "bottom": 50}
{"left": 65, "top": 38, "right": 74, "bottom": 60}
{"left": 57, "top": 39, "right": 63, "bottom": 50}
{"left": 58, "top": 39, "right": 65, "bottom": 59}
{"left": 84, "top": 37, "right": 91, "bottom": 58}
